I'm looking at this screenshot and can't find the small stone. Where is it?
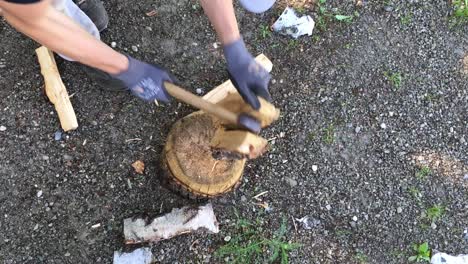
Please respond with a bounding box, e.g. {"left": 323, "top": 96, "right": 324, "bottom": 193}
{"left": 397, "top": 207, "right": 403, "bottom": 214}
{"left": 240, "top": 195, "right": 247, "bottom": 202}
{"left": 54, "top": 131, "right": 62, "bottom": 141}
{"left": 145, "top": 26, "right": 152, "bottom": 31}
{"left": 389, "top": 111, "right": 395, "bottom": 117}
{"left": 285, "top": 177, "right": 297, "bottom": 187}
{"left": 0, "top": 126, "right": 6, "bottom": 131}
{"left": 312, "top": 165, "right": 318, "bottom": 172}
{"left": 196, "top": 88, "right": 203, "bottom": 94}
{"left": 384, "top": 5, "right": 393, "bottom": 12}
{"left": 355, "top": 126, "right": 361, "bottom": 133}
{"left": 63, "top": 154, "right": 72, "bottom": 161}
{"left": 431, "top": 222, "right": 437, "bottom": 229}
{"left": 33, "top": 224, "right": 39, "bottom": 231}
{"left": 380, "top": 123, "right": 387, "bottom": 129}
{"left": 91, "top": 121, "right": 98, "bottom": 126}
{"left": 42, "top": 155, "right": 49, "bottom": 161}
{"left": 111, "top": 42, "right": 117, "bottom": 48}
{"left": 463, "top": 174, "right": 468, "bottom": 181}
{"left": 224, "top": 236, "right": 231, "bottom": 242}
{"left": 37, "top": 190, "right": 43, "bottom": 198}
{"left": 131, "top": 45, "right": 138, "bottom": 52}
{"left": 0, "top": 64, "right": 6, "bottom": 68}
{"left": 64, "top": 252, "right": 71, "bottom": 257}
{"left": 352, "top": 216, "right": 358, "bottom": 222}
{"left": 213, "top": 43, "right": 219, "bottom": 49}
{"left": 272, "top": 79, "right": 277, "bottom": 84}
{"left": 325, "top": 204, "right": 331, "bottom": 211}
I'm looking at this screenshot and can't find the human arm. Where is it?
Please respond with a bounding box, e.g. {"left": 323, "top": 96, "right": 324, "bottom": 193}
{"left": 0, "top": 0, "right": 128, "bottom": 74}
{"left": 0, "top": 0, "right": 175, "bottom": 101}
{"left": 199, "top": 0, "right": 271, "bottom": 109}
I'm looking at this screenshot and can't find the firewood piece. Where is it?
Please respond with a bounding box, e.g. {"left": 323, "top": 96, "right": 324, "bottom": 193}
{"left": 123, "top": 203, "right": 219, "bottom": 244}
{"left": 210, "top": 129, "right": 268, "bottom": 160}
{"left": 36, "top": 46, "right": 78, "bottom": 131}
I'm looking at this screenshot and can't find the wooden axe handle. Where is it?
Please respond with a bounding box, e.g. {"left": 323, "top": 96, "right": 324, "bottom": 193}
{"left": 165, "top": 82, "right": 239, "bottom": 125}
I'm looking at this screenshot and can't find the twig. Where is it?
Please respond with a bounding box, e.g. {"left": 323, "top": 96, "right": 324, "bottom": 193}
{"left": 291, "top": 214, "right": 297, "bottom": 233}
{"left": 252, "top": 191, "right": 268, "bottom": 200}
{"left": 125, "top": 138, "right": 142, "bottom": 143}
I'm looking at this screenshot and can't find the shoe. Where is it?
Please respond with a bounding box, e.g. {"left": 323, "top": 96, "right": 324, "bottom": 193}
{"left": 73, "top": 0, "right": 109, "bottom": 32}
{"left": 81, "top": 64, "right": 128, "bottom": 92}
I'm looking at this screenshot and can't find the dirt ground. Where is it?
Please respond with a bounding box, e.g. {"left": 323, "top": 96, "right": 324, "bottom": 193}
{"left": 0, "top": 0, "right": 467, "bottom": 263}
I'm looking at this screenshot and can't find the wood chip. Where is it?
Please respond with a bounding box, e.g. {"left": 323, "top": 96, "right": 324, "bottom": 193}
{"left": 145, "top": 10, "right": 157, "bottom": 17}
{"left": 132, "top": 160, "right": 145, "bottom": 174}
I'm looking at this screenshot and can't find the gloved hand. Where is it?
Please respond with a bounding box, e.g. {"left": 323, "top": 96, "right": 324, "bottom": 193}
{"left": 223, "top": 38, "right": 272, "bottom": 110}
{"left": 112, "top": 56, "right": 175, "bottom": 102}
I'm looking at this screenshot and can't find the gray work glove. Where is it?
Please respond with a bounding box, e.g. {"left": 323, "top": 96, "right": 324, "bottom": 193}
{"left": 223, "top": 38, "right": 272, "bottom": 110}
{"left": 112, "top": 56, "right": 175, "bottom": 102}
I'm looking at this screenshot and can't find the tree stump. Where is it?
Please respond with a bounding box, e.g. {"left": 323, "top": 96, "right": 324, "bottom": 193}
{"left": 160, "top": 54, "right": 279, "bottom": 199}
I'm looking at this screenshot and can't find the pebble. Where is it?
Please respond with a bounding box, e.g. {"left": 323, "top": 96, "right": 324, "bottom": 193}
{"left": 285, "top": 177, "right": 297, "bottom": 187}
{"left": 111, "top": 42, "right": 117, "bottom": 48}
{"left": 145, "top": 26, "right": 152, "bottom": 31}
{"left": 352, "top": 216, "right": 358, "bottom": 222}
{"left": 0, "top": 64, "right": 5, "bottom": 68}
{"left": 312, "top": 165, "right": 318, "bottom": 172}
{"left": 131, "top": 45, "right": 138, "bottom": 52}
{"left": 463, "top": 174, "right": 468, "bottom": 181}
{"left": 33, "top": 224, "right": 39, "bottom": 231}
{"left": 380, "top": 123, "right": 387, "bottom": 129}
{"left": 42, "top": 155, "right": 49, "bottom": 161}
{"left": 240, "top": 195, "right": 247, "bottom": 202}
{"left": 279, "top": 132, "right": 285, "bottom": 138}
{"left": 384, "top": 5, "right": 393, "bottom": 12}
{"left": 63, "top": 154, "right": 72, "bottom": 161}
{"left": 213, "top": 42, "right": 219, "bottom": 49}
{"left": 91, "top": 121, "right": 98, "bottom": 126}
{"left": 355, "top": 126, "right": 361, "bottom": 133}
{"left": 431, "top": 222, "right": 437, "bottom": 229}
{"left": 224, "top": 236, "right": 231, "bottom": 242}
{"left": 397, "top": 207, "right": 403, "bottom": 213}
{"left": 37, "top": 190, "right": 43, "bottom": 198}
{"left": 196, "top": 88, "right": 203, "bottom": 94}
{"left": 54, "top": 131, "right": 62, "bottom": 141}
{"left": 325, "top": 204, "right": 331, "bottom": 211}
{"left": 0, "top": 126, "right": 6, "bottom": 131}
{"left": 389, "top": 111, "right": 395, "bottom": 117}
{"left": 64, "top": 252, "right": 71, "bottom": 257}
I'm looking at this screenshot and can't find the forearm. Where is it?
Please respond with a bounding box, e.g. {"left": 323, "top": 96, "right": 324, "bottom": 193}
{"left": 200, "top": 0, "right": 240, "bottom": 45}
{"left": 1, "top": 3, "right": 127, "bottom": 74}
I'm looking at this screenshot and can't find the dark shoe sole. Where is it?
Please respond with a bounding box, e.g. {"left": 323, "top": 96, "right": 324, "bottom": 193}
{"left": 74, "top": 0, "right": 109, "bottom": 32}
{"left": 81, "top": 65, "right": 128, "bottom": 92}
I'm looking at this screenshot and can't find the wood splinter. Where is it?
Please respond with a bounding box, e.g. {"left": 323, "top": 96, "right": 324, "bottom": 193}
{"left": 36, "top": 46, "right": 78, "bottom": 132}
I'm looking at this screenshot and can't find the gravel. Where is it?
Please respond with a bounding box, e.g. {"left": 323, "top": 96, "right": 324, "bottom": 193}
{"left": 0, "top": 0, "right": 466, "bottom": 263}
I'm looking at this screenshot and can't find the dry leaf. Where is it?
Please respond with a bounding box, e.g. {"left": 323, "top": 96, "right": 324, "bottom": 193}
{"left": 132, "top": 160, "right": 145, "bottom": 174}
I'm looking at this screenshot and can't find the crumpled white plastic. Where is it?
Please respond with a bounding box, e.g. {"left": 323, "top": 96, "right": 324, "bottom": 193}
{"left": 431, "top": 252, "right": 468, "bottom": 264}
{"left": 272, "top": 7, "right": 315, "bottom": 39}
{"left": 113, "top": 248, "right": 154, "bottom": 264}
{"left": 52, "top": 0, "right": 100, "bottom": 61}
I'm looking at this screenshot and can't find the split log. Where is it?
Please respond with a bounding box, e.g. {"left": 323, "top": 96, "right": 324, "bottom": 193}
{"left": 123, "top": 203, "right": 219, "bottom": 244}
{"left": 36, "top": 46, "right": 78, "bottom": 132}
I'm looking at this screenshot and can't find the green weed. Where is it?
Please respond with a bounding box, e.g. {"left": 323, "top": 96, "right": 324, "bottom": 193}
{"left": 400, "top": 14, "right": 412, "bottom": 25}
{"left": 426, "top": 204, "right": 445, "bottom": 222}
{"left": 453, "top": 0, "right": 468, "bottom": 19}
{"left": 315, "top": 0, "right": 355, "bottom": 31}
{"left": 215, "top": 216, "right": 301, "bottom": 264}
{"left": 322, "top": 124, "right": 335, "bottom": 144}
{"left": 259, "top": 25, "right": 272, "bottom": 39}
{"left": 408, "top": 242, "right": 431, "bottom": 262}
{"left": 416, "top": 166, "right": 431, "bottom": 179}
{"left": 354, "top": 251, "right": 369, "bottom": 263}
{"left": 384, "top": 71, "right": 403, "bottom": 89}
